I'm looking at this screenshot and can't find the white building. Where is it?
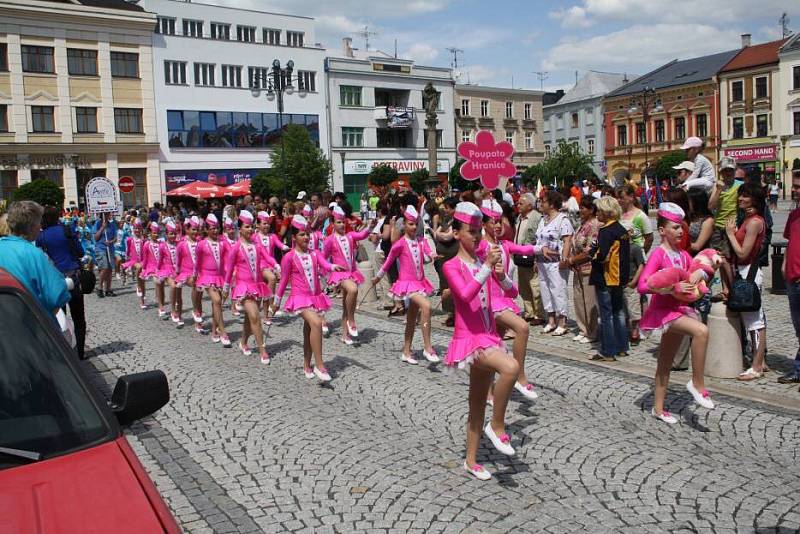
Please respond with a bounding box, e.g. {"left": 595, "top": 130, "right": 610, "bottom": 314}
{"left": 326, "top": 38, "right": 455, "bottom": 205}
{"left": 542, "top": 71, "right": 629, "bottom": 177}
{"left": 139, "top": 0, "right": 327, "bottom": 195}
{"left": 778, "top": 33, "right": 800, "bottom": 182}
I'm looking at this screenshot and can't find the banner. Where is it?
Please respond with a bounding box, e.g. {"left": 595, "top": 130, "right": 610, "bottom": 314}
{"left": 457, "top": 130, "right": 516, "bottom": 190}
{"left": 344, "top": 159, "right": 450, "bottom": 175}
{"left": 386, "top": 106, "right": 414, "bottom": 128}
{"left": 85, "top": 177, "right": 121, "bottom": 215}
{"left": 722, "top": 145, "right": 777, "bottom": 162}
{"left": 165, "top": 168, "right": 266, "bottom": 191}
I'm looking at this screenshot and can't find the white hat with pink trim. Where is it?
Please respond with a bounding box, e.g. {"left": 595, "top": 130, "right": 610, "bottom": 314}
{"left": 403, "top": 205, "right": 419, "bottom": 222}
{"left": 291, "top": 214, "right": 308, "bottom": 231}
{"left": 205, "top": 213, "right": 219, "bottom": 227}
{"left": 257, "top": 210, "right": 270, "bottom": 222}
{"left": 301, "top": 204, "right": 312, "bottom": 217}
{"left": 149, "top": 222, "right": 159, "bottom": 233}
{"left": 480, "top": 199, "right": 502, "bottom": 220}
{"left": 238, "top": 210, "right": 254, "bottom": 225}
{"left": 454, "top": 202, "right": 482, "bottom": 227}
{"left": 332, "top": 205, "right": 346, "bottom": 220}
{"left": 222, "top": 217, "right": 234, "bottom": 229}
{"left": 165, "top": 221, "right": 177, "bottom": 233}
{"left": 657, "top": 202, "right": 685, "bottom": 224}
{"left": 187, "top": 215, "right": 202, "bottom": 228}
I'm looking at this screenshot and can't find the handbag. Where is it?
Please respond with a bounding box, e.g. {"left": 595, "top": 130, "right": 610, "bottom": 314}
{"left": 727, "top": 262, "right": 760, "bottom": 312}
{"left": 62, "top": 225, "right": 96, "bottom": 295}
{"left": 512, "top": 218, "right": 536, "bottom": 268}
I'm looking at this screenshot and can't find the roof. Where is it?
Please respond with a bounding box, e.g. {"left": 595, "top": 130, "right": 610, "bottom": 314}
{"left": 779, "top": 32, "right": 800, "bottom": 54}
{"left": 547, "top": 71, "right": 630, "bottom": 107}
{"left": 607, "top": 49, "right": 740, "bottom": 98}
{"left": 720, "top": 38, "right": 789, "bottom": 73}
{"left": 45, "top": 0, "right": 145, "bottom": 11}
{"left": 455, "top": 84, "right": 544, "bottom": 97}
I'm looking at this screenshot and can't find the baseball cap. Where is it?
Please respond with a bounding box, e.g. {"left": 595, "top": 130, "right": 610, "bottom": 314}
{"left": 296, "top": 190, "right": 307, "bottom": 200}
{"left": 719, "top": 156, "right": 736, "bottom": 170}
{"left": 672, "top": 161, "right": 695, "bottom": 173}
{"left": 680, "top": 136, "right": 703, "bottom": 150}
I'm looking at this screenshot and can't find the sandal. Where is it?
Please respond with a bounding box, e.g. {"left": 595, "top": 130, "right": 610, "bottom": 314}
{"left": 736, "top": 367, "right": 764, "bottom": 381}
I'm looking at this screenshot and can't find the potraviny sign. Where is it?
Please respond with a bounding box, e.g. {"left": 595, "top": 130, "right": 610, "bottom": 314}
{"left": 85, "top": 176, "right": 121, "bottom": 215}
{"left": 344, "top": 159, "right": 450, "bottom": 175}
{"left": 457, "top": 130, "right": 516, "bottom": 190}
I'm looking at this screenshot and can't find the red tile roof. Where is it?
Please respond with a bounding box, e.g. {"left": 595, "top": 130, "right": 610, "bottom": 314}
{"left": 720, "top": 38, "right": 789, "bottom": 72}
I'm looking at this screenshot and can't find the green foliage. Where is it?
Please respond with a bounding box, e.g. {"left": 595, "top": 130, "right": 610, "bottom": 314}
{"left": 13, "top": 178, "right": 65, "bottom": 208}
{"left": 250, "top": 171, "right": 282, "bottom": 199}
{"left": 267, "top": 124, "right": 331, "bottom": 199}
{"left": 522, "top": 140, "right": 594, "bottom": 189}
{"left": 448, "top": 159, "right": 479, "bottom": 191}
{"left": 368, "top": 163, "right": 398, "bottom": 187}
{"left": 652, "top": 151, "right": 686, "bottom": 184}
{"left": 409, "top": 168, "right": 429, "bottom": 194}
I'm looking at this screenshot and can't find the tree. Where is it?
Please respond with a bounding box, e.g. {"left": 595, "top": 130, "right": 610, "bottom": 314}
{"left": 250, "top": 171, "right": 282, "bottom": 200}
{"left": 522, "top": 140, "right": 594, "bottom": 189}
{"left": 409, "top": 168, "right": 429, "bottom": 194}
{"left": 13, "top": 178, "right": 65, "bottom": 207}
{"left": 448, "top": 159, "right": 480, "bottom": 192}
{"left": 368, "top": 163, "right": 398, "bottom": 188}
{"left": 651, "top": 151, "right": 685, "bottom": 185}
{"left": 267, "top": 124, "right": 331, "bottom": 199}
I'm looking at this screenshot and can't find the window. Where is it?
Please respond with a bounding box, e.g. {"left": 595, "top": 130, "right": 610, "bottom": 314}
{"left": 75, "top": 107, "right": 97, "bottom": 133}
{"left": 183, "top": 19, "right": 203, "bottom": 38}
{"left": 248, "top": 66, "right": 269, "bottom": 89}
{"left": 756, "top": 114, "right": 768, "bottom": 137}
{"left": 585, "top": 107, "right": 594, "bottom": 125}
{"left": 696, "top": 114, "right": 707, "bottom": 138}
{"left": 194, "top": 62, "right": 215, "bottom": 86}
{"left": 635, "top": 122, "right": 645, "bottom": 144}
{"left": 164, "top": 61, "right": 186, "bottom": 85}
{"left": 674, "top": 117, "right": 685, "bottom": 140}
{"left": 298, "top": 71, "right": 315, "bottom": 92}
{"left": 110, "top": 52, "right": 138, "bottom": 78}
{"left": 31, "top": 106, "right": 55, "bottom": 132}
{"left": 286, "top": 31, "right": 304, "bottom": 47}
{"left": 342, "top": 127, "right": 363, "bottom": 147}
{"left": 21, "top": 45, "right": 55, "bottom": 73}
{"left": 655, "top": 119, "right": 665, "bottom": 142}
{"left": 263, "top": 28, "right": 280, "bottom": 45}
{"left": 340, "top": 85, "right": 362, "bottom": 107}
{"left": 436, "top": 130, "right": 443, "bottom": 148}
{"left": 1, "top": 171, "right": 18, "bottom": 201}
{"left": 505, "top": 102, "right": 513, "bottom": 118}
{"left": 755, "top": 76, "right": 767, "bottom": 99}
{"left": 377, "top": 129, "right": 409, "bottom": 148}
{"left": 0, "top": 104, "right": 7, "bottom": 132}
{"left": 794, "top": 66, "right": 800, "bottom": 90}
{"left": 114, "top": 108, "right": 143, "bottom": 134}
{"left": 210, "top": 23, "right": 230, "bottom": 40}
{"left": 221, "top": 65, "right": 242, "bottom": 88}
{"left": 156, "top": 17, "right": 176, "bottom": 35}
{"left": 480, "top": 100, "right": 489, "bottom": 117}
{"left": 524, "top": 103, "right": 532, "bottom": 120}
{"left": 67, "top": 49, "right": 97, "bottom": 76}
{"left": 524, "top": 132, "right": 532, "bottom": 150}
{"left": 505, "top": 130, "right": 514, "bottom": 144}
{"left": 586, "top": 138, "right": 595, "bottom": 154}
{"left": 556, "top": 113, "right": 564, "bottom": 130}
{"left": 0, "top": 43, "right": 7, "bottom": 71}
{"left": 794, "top": 112, "right": 800, "bottom": 135}
{"left": 462, "top": 130, "right": 471, "bottom": 143}
{"left": 461, "top": 99, "right": 470, "bottom": 116}
{"left": 617, "top": 124, "right": 627, "bottom": 146}
{"left": 30, "top": 169, "right": 63, "bottom": 188}
{"left": 236, "top": 25, "right": 256, "bottom": 43}
{"left": 571, "top": 113, "right": 579, "bottom": 129}
{"left": 732, "top": 116, "right": 744, "bottom": 139}
{"left": 544, "top": 144, "right": 551, "bottom": 157}
{"left": 731, "top": 80, "right": 743, "bottom": 102}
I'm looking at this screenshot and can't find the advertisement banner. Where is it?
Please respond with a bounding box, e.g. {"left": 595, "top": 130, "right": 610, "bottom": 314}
{"left": 722, "top": 145, "right": 777, "bottom": 162}
{"left": 386, "top": 106, "right": 414, "bottom": 128}
{"left": 85, "top": 177, "right": 121, "bottom": 215}
{"left": 165, "top": 168, "right": 266, "bottom": 191}
{"left": 344, "top": 159, "right": 450, "bottom": 175}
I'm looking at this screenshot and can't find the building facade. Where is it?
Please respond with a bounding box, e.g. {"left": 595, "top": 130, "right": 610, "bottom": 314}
{"left": 455, "top": 84, "right": 544, "bottom": 172}
{"left": 603, "top": 49, "right": 739, "bottom": 184}
{"left": 778, "top": 33, "right": 800, "bottom": 184}
{"left": 542, "top": 71, "right": 628, "bottom": 177}
{"left": 140, "top": 0, "right": 327, "bottom": 195}
{"left": 0, "top": 0, "right": 159, "bottom": 208}
{"left": 326, "top": 39, "right": 456, "bottom": 206}
{"left": 719, "top": 37, "right": 788, "bottom": 186}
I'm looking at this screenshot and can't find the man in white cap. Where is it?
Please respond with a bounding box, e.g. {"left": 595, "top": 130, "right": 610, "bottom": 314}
{"left": 679, "top": 136, "right": 715, "bottom": 192}
{"left": 296, "top": 190, "right": 307, "bottom": 201}
{"left": 672, "top": 160, "right": 695, "bottom": 186}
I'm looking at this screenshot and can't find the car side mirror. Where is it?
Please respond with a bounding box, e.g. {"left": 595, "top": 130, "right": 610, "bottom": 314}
{"left": 111, "top": 370, "right": 170, "bottom": 426}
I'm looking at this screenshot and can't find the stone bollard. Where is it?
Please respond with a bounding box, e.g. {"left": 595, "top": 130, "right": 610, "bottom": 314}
{"left": 357, "top": 261, "right": 377, "bottom": 304}
{"left": 704, "top": 301, "right": 743, "bottom": 379}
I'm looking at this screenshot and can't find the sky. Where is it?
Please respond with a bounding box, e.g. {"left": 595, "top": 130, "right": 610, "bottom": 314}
{"left": 212, "top": 0, "right": 798, "bottom": 92}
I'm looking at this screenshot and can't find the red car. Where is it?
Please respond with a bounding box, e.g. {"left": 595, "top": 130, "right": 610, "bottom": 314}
{"left": 0, "top": 269, "right": 180, "bottom": 533}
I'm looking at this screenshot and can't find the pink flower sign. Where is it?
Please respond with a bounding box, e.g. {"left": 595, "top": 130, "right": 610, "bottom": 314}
{"left": 457, "top": 130, "right": 516, "bottom": 190}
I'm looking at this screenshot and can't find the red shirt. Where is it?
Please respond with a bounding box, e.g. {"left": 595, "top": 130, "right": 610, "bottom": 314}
{"left": 784, "top": 208, "right": 800, "bottom": 282}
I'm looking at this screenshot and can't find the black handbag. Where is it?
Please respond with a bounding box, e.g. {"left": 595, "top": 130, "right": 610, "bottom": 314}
{"left": 512, "top": 254, "right": 536, "bottom": 268}
{"left": 727, "top": 262, "right": 760, "bottom": 312}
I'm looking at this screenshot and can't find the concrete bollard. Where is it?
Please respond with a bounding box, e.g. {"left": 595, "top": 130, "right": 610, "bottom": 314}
{"left": 704, "top": 301, "right": 743, "bottom": 379}
{"left": 357, "top": 261, "right": 377, "bottom": 304}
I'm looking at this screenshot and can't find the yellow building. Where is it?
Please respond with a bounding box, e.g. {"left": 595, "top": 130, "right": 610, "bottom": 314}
{"left": 0, "top": 0, "right": 159, "bottom": 208}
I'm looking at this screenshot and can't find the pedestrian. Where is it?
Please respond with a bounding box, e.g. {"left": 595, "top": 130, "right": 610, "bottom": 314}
{"left": 159, "top": 221, "right": 182, "bottom": 328}
{"left": 617, "top": 184, "right": 654, "bottom": 254}
{"left": 625, "top": 234, "right": 645, "bottom": 345}
{"left": 254, "top": 210, "right": 286, "bottom": 324}
{"left": 373, "top": 205, "right": 439, "bottom": 364}
{"left": 275, "top": 214, "right": 344, "bottom": 382}
{"left": 768, "top": 179, "right": 780, "bottom": 212}
{"left": 679, "top": 136, "right": 715, "bottom": 192}
{"left": 114, "top": 216, "right": 131, "bottom": 285}
{"left": 195, "top": 214, "right": 232, "bottom": 347}
{"left": 566, "top": 196, "right": 600, "bottom": 344}
{"left": 432, "top": 196, "right": 459, "bottom": 326}
{"left": 638, "top": 202, "right": 714, "bottom": 424}
{"left": 588, "top": 196, "right": 630, "bottom": 362}
{"left": 514, "top": 193, "right": 545, "bottom": 325}
{"left": 223, "top": 211, "right": 272, "bottom": 364}
{"left": 139, "top": 222, "right": 167, "bottom": 318}
{"left": 92, "top": 212, "right": 118, "bottom": 297}
{"left": 122, "top": 218, "right": 147, "bottom": 309}
{"left": 176, "top": 216, "right": 208, "bottom": 335}
{"left": 443, "top": 201, "right": 520, "bottom": 481}
{"left": 778, "top": 172, "right": 800, "bottom": 387}
{"left": 535, "top": 190, "right": 573, "bottom": 336}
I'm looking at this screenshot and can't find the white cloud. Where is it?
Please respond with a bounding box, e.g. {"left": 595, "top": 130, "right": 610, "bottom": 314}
{"left": 401, "top": 43, "right": 440, "bottom": 63}
{"left": 460, "top": 65, "right": 510, "bottom": 84}
{"left": 549, "top": 6, "right": 593, "bottom": 28}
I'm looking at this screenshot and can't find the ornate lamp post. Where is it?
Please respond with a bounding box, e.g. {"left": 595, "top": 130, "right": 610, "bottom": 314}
{"left": 251, "top": 59, "right": 307, "bottom": 198}
{"left": 627, "top": 86, "right": 662, "bottom": 185}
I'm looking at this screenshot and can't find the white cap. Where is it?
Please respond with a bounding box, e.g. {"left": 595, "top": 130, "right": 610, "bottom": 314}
{"left": 719, "top": 156, "right": 737, "bottom": 170}
{"left": 328, "top": 201, "right": 337, "bottom": 209}
{"left": 296, "top": 191, "right": 307, "bottom": 200}
{"left": 672, "top": 161, "right": 695, "bottom": 172}
{"left": 680, "top": 136, "right": 703, "bottom": 150}
{"left": 502, "top": 192, "right": 514, "bottom": 207}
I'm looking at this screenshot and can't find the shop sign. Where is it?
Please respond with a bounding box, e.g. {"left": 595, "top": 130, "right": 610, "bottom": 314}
{"left": 85, "top": 177, "right": 121, "bottom": 215}
{"left": 165, "top": 168, "right": 266, "bottom": 191}
{"left": 0, "top": 154, "right": 92, "bottom": 169}
{"left": 723, "top": 145, "right": 777, "bottom": 162}
{"left": 344, "top": 159, "right": 450, "bottom": 175}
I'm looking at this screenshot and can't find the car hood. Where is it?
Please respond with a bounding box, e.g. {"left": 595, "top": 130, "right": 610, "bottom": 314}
{"left": 0, "top": 440, "right": 167, "bottom": 533}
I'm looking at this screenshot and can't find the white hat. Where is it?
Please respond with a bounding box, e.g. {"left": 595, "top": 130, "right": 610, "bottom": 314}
{"left": 332, "top": 205, "right": 346, "bottom": 220}
{"left": 680, "top": 136, "right": 703, "bottom": 150}
{"left": 291, "top": 214, "right": 308, "bottom": 231}
{"left": 328, "top": 201, "right": 337, "bottom": 209}
{"left": 502, "top": 192, "right": 514, "bottom": 207}
{"left": 480, "top": 199, "right": 503, "bottom": 220}
{"left": 719, "top": 156, "right": 736, "bottom": 170}
{"left": 296, "top": 191, "right": 307, "bottom": 200}
{"left": 672, "top": 161, "right": 695, "bottom": 172}
{"left": 657, "top": 202, "right": 685, "bottom": 224}
{"left": 403, "top": 205, "right": 419, "bottom": 222}
{"left": 453, "top": 201, "right": 482, "bottom": 227}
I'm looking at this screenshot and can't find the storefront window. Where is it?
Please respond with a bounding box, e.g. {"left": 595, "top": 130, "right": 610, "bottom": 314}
{"left": 30, "top": 168, "right": 63, "bottom": 189}
{"left": 76, "top": 168, "right": 106, "bottom": 209}
{"left": 118, "top": 169, "right": 147, "bottom": 209}
{"left": 0, "top": 170, "right": 18, "bottom": 202}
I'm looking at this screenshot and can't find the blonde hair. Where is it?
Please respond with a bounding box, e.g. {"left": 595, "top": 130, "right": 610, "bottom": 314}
{"left": 0, "top": 213, "right": 8, "bottom": 237}
{"left": 594, "top": 195, "right": 622, "bottom": 221}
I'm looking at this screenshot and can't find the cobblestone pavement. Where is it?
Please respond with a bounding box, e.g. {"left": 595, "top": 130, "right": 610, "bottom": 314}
{"left": 84, "top": 278, "right": 800, "bottom": 533}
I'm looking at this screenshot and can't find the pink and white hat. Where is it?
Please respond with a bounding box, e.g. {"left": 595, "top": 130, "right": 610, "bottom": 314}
{"left": 149, "top": 222, "right": 159, "bottom": 234}
{"left": 658, "top": 202, "right": 685, "bottom": 224}
{"left": 332, "top": 205, "right": 346, "bottom": 221}
{"left": 291, "top": 214, "right": 308, "bottom": 232}
{"left": 238, "top": 210, "right": 254, "bottom": 226}
{"left": 132, "top": 218, "right": 143, "bottom": 229}
{"left": 205, "top": 213, "right": 219, "bottom": 227}
{"left": 403, "top": 205, "right": 419, "bottom": 222}
{"left": 480, "top": 199, "right": 503, "bottom": 220}
{"left": 454, "top": 202, "right": 482, "bottom": 227}
{"left": 223, "top": 217, "right": 234, "bottom": 230}
{"left": 165, "top": 221, "right": 178, "bottom": 233}
{"left": 301, "top": 204, "right": 312, "bottom": 217}
{"left": 257, "top": 210, "right": 271, "bottom": 223}
{"left": 186, "top": 215, "right": 201, "bottom": 229}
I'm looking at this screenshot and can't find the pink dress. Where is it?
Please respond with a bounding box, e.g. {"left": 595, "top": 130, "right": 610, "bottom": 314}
{"left": 223, "top": 240, "right": 271, "bottom": 301}
{"left": 443, "top": 257, "right": 513, "bottom": 369}
{"left": 252, "top": 232, "right": 281, "bottom": 272}
{"left": 139, "top": 240, "right": 162, "bottom": 280}
{"left": 275, "top": 249, "right": 333, "bottom": 314}
{"left": 476, "top": 239, "right": 533, "bottom": 315}
{"left": 175, "top": 238, "right": 199, "bottom": 286}
{"left": 194, "top": 238, "right": 227, "bottom": 289}
{"left": 378, "top": 236, "right": 435, "bottom": 298}
{"left": 155, "top": 241, "right": 178, "bottom": 282}
{"left": 311, "top": 231, "right": 323, "bottom": 252}
{"left": 322, "top": 228, "right": 370, "bottom": 286}
{"left": 122, "top": 236, "right": 144, "bottom": 270}
{"left": 638, "top": 245, "right": 698, "bottom": 334}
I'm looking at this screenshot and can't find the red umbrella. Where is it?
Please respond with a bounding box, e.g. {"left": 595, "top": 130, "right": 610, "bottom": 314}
{"left": 224, "top": 179, "right": 251, "bottom": 197}
{"left": 167, "top": 181, "right": 226, "bottom": 199}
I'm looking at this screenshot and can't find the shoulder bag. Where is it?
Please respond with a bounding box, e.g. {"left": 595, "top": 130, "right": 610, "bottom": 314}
{"left": 727, "top": 262, "right": 760, "bottom": 312}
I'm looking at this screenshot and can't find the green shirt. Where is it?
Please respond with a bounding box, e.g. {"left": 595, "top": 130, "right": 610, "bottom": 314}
{"left": 714, "top": 180, "right": 743, "bottom": 228}
{"left": 620, "top": 208, "right": 652, "bottom": 249}
{"left": 369, "top": 196, "right": 379, "bottom": 210}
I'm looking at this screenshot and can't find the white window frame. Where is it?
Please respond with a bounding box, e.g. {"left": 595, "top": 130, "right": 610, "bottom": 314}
{"left": 210, "top": 22, "right": 230, "bottom": 40}
{"left": 194, "top": 62, "right": 215, "bottom": 86}
{"left": 164, "top": 60, "right": 187, "bottom": 85}
{"left": 544, "top": 144, "right": 551, "bottom": 157}
{"left": 237, "top": 25, "right": 256, "bottom": 43}
{"left": 461, "top": 99, "right": 470, "bottom": 116}
{"left": 505, "top": 130, "right": 514, "bottom": 144}
{"left": 221, "top": 64, "right": 242, "bottom": 88}
{"left": 286, "top": 31, "right": 304, "bottom": 47}
{"left": 753, "top": 75, "right": 768, "bottom": 100}
{"left": 524, "top": 102, "right": 532, "bottom": 120}
{"left": 298, "top": 70, "right": 316, "bottom": 93}
{"left": 29, "top": 105, "right": 57, "bottom": 133}
{"left": 339, "top": 85, "right": 362, "bottom": 107}
{"left": 156, "top": 17, "right": 176, "bottom": 35}
{"left": 462, "top": 129, "right": 471, "bottom": 143}
{"left": 730, "top": 79, "right": 744, "bottom": 102}
{"left": 182, "top": 19, "right": 203, "bottom": 38}
{"left": 524, "top": 131, "right": 532, "bottom": 150}
{"left": 342, "top": 127, "right": 364, "bottom": 147}
{"left": 586, "top": 138, "right": 595, "bottom": 155}
{"left": 505, "top": 101, "right": 513, "bottom": 119}
{"left": 480, "top": 100, "right": 489, "bottom": 117}
{"left": 263, "top": 28, "right": 281, "bottom": 45}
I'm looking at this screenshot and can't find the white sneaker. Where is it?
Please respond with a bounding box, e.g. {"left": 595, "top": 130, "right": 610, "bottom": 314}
{"left": 341, "top": 336, "right": 354, "bottom": 346}
{"left": 314, "top": 367, "right": 331, "bottom": 382}
{"left": 221, "top": 336, "right": 232, "bottom": 348}
{"left": 193, "top": 312, "right": 203, "bottom": 324}
{"left": 195, "top": 325, "right": 208, "bottom": 335}
{"left": 274, "top": 310, "right": 284, "bottom": 317}
{"left": 303, "top": 367, "right": 314, "bottom": 379}
{"left": 686, "top": 380, "right": 715, "bottom": 409}
{"left": 175, "top": 319, "right": 184, "bottom": 329}
{"left": 572, "top": 334, "right": 584, "bottom": 341}
{"left": 158, "top": 309, "right": 168, "bottom": 319}
{"left": 347, "top": 321, "right": 359, "bottom": 338}
{"left": 542, "top": 324, "right": 555, "bottom": 334}
{"left": 514, "top": 382, "right": 539, "bottom": 399}
{"left": 422, "top": 349, "right": 440, "bottom": 362}
{"left": 259, "top": 351, "right": 271, "bottom": 365}
{"left": 136, "top": 289, "right": 143, "bottom": 298}
{"left": 322, "top": 324, "right": 330, "bottom": 336}
{"left": 211, "top": 334, "right": 221, "bottom": 343}
{"left": 651, "top": 408, "right": 678, "bottom": 424}
{"left": 401, "top": 352, "right": 418, "bottom": 365}
{"left": 551, "top": 326, "right": 567, "bottom": 336}
{"left": 239, "top": 342, "right": 252, "bottom": 356}
{"left": 463, "top": 461, "right": 491, "bottom": 481}
{"left": 579, "top": 336, "right": 593, "bottom": 344}
{"left": 483, "top": 423, "right": 514, "bottom": 456}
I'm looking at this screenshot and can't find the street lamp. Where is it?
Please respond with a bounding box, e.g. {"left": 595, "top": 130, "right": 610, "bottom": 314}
{"left": 250, "top": 59, "right": 307, "bottom": 198}
{"left": 627, "top": 86, "right": 660, "bottom": 187}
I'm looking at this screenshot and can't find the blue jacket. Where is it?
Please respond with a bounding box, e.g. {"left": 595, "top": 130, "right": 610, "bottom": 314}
{"left": 36, "top": 224, "right": 84, "bottom": 273}
{"left": 0, "top": 236, "right": 71, "bottom": 312}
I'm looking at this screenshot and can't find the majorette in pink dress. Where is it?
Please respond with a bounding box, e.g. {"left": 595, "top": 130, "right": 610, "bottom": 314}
{"left": 222, "top": 211, "right": 271, "bottom": 302}
{"left": 323, "top": 205, "right": 370, "bottom": 286}
{"left": 275, "top": 214, "right": 333, "bottom": 314}
{"left": 376, "top": 205, "right": 435, "bottom": 299}
{"left": 122, "top": 219, "right": 145, "bottom": 271}
{"left": 139, "top": 223, "right": 162, "bottom": 280}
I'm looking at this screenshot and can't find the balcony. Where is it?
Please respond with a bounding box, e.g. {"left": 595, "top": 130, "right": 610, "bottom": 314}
{"left": 374, "top": 106, "right": 414, "bottom": 128}
{"left": 503, "top": 117, "right": 519, "bottom": 128}
{"left": 478, "top": 116, "right": 494, "bottom": 128}
{"left": 521, "top": 119, "right": 537, "bottom": 130}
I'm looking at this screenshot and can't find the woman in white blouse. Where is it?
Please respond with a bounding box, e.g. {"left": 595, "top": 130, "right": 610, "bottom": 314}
{"left": 535, "top": 190, "right": 574, "bottom": 336}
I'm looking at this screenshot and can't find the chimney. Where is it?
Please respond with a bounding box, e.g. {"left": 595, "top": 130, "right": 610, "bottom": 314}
{"left": 342, "top": 37, "right": 354, "bottom": 58}
{"left": 741, "top": 33, "right": 751, "bottom": 48}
